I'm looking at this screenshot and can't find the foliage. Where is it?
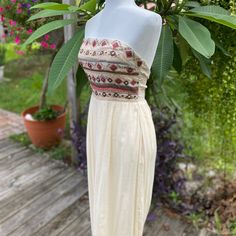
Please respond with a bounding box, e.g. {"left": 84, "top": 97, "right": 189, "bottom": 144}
{"left": 151, "top": 106, "right": 192, "bottom": 212}
{"left": 1, "top": 0, "right": 42, "bottom": 27}
{"left": 21, "top": 0, "right": 236, "bottom": 95}
{"left": 0, "top": 43, "right": 6, "bottom": 66}
{"left": 0, "top": 67, "right": 65, "bottom": 113}
{"left": 9, "top": 132, "right": 32, "bottom": 146}
{"left": 0, "top": 0, "right": 57, "bottom": 54}
{"left": 178, "top": 18, "right": 236, "bottom": 168}
{"left": 71, "top": 101, "right": 89, "bottom": 176}
{"left": 9, "top": 132, "right": 71, "bottom": 162}
{"left": 32, "top": 106, "right": 61, "bottom": 121}
{"left": 229, "top": 220, "right": 236, "bottom": 234}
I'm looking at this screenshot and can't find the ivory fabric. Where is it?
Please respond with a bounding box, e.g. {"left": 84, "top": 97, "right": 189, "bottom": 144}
{"left": 78, "top": 37, "right": 157, "bottom": 236}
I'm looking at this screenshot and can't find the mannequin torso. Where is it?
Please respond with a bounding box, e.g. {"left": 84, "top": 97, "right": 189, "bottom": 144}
{"left": 84, "top": 0, "right": 162, "bottom": 69}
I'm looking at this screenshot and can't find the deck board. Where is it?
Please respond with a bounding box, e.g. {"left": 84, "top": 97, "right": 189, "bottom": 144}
{"left": 0, "top": 138, "right": 204, "bottom": 236}
{"left": 34, "top": 195, "right": 89, "bottom": 236}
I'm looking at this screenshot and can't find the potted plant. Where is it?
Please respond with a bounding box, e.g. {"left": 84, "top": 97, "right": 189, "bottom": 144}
{"left": 0, "top": 44, "right": 6, "bottom": 81}
{"left": 21, "top": 67, "right": 67, "bottom": 149}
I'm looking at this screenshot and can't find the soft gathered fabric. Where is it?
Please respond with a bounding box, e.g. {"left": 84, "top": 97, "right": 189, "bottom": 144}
{"left": 78, "top": 37, "right": 157, "bottom": 236}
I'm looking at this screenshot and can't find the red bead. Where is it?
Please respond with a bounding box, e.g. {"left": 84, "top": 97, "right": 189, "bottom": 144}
{"left": 110, "top": 65, "right": 117, "bottom": 71}
{"left": 126, "top": 50, "right": 133, "bottom": 57}
{"left": 112, "top": 42, "right": 119, "bottom": 48}
{"left": 92, "top": 40, "right": 96, "bottom": 47}
{"left": 115, "top": 78, "right": 122, "bottom": 84}
{"left": 127, "top": 67, "right": 133, "bottom": 73}
{"left": 137, "top": 60, "right": 143, "bottom": 67}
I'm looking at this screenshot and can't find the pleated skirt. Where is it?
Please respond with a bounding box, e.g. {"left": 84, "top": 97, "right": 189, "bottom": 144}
{"left": 86, "top": 92, "right": 157, "bottom": 236}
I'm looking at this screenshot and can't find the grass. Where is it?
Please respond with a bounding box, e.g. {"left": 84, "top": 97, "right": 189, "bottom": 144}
{"left": 0, "top": 52, "right": 90, "bottom": 114}
{"left": 10, "top": 132, "right": 72, "bottom": 163}
{"left": 0, "top": 72, "right": 68, "bottom": 113}
{"left": 1, "top": 53, "right": 65, "bottom": 113}
{"left": 0, "top": 49, "right": 90, "bottom": 141}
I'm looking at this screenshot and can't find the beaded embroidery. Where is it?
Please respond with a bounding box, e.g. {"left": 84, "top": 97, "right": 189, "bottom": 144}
{"left": 78, "top": 38, "right": 150, "bottom": 101}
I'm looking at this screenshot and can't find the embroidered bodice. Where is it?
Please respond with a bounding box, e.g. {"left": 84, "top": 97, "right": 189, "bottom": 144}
{"left": 78, "top": 37, "right": 151, "bottom": 102}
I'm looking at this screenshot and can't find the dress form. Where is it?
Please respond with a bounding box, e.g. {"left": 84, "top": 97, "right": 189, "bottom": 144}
{"left": 84, "top": 0, "right": 162, "bottom": 69}
{"left": 78, "top": 3, "right": 160, "bottom": 234}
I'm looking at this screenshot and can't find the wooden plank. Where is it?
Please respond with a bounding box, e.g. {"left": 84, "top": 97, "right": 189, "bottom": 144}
{"left": 0, "top": 154, "right": 51, "bottom": 200}
{"left": 157, "top": 217, "right": 184, "bottom": 236}
{"left": 83, "top": 227, "right": 92, "bottom": 236}
{"left": 57, "top": 208, "right": 91, "bottom": 236}
{"left": 34, "top": 193, "right": 89, "bottom": 236}
{"left": 10, "top": 179, "right": 88, "bottom": 236}
{"left": 0, "top": 173, "right": 85, "bottom": 235}
{"left": 0, "top": 145, "right": 27, "bottom": 160}
{"left": 0, "top": 151, "right": 48, "bottom": 178}
{"left": 156, "top": 209, "right": 185, "bottom": 236}
{"left": 0, "top": 142, "right": 23, "bottom": 152}
{"left": 143, "top": 205, "right": 200, "bottom": 236}
{"left": 143, "top": 207, "right": 167, "bottom": 236}
{"left": 0, "top": 163, "right": 74, "bottom": 212}
{"left": 0, "top": 149, "right": 35, "bottom": 171}
{"left": 182, "top": 224, "right": 199, "bottom": 236}
{"left": 0, "top": 139, "right": 14, "bottom": 149}
{"left": 0, "top": 154, "right": 51, "bottom": 194}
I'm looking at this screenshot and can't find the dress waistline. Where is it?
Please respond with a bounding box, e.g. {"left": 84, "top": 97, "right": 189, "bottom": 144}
{"left": 91, "top": 90, "right": 146, "bottom": 102}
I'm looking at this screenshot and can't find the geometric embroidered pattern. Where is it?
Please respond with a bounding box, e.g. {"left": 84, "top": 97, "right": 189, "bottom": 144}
{"left": 78, "top": 37, "right": 150, "bottom": 101}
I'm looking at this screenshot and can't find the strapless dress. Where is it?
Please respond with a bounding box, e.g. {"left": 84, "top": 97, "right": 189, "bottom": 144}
{"left": 78, "top": 37, "right": 157, "bottom": 236}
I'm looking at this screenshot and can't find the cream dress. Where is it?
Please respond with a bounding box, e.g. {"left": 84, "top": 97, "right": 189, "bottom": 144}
{"left": 78, "top": 37, "right": 157, "bottom": 236}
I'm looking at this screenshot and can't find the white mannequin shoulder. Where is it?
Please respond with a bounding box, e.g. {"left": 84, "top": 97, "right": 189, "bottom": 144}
{"left": 85, "top": 6, "right": 162, "bottom": 69}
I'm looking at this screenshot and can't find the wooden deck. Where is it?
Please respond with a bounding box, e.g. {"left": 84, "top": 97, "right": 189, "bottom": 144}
{"left": 0, "top": 109, "right": 25, "bottom": 140}
{"left": 0, "top": 138, "right": 205, "bottom": 236}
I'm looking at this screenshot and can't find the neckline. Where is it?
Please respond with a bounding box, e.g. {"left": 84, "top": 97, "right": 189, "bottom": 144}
{"left": 82, "top": 37, "right": 151, "bottom": 72}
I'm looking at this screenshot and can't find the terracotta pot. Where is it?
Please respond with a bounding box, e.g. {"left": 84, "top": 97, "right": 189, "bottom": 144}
{"left": 22, "top": 105, "right": 66, "bottom": 149}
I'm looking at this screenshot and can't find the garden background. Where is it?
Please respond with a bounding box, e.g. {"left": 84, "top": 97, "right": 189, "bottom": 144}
{"left": 0, "top": 0, "right": 236, "bottom": 234}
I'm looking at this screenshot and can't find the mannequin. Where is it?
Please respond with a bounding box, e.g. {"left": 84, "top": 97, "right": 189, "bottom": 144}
{"left": 84, "top": 0, "right": 162, "bottom": 69}
{"left": 78, "top": 2, "right": 162, "bottom": 235}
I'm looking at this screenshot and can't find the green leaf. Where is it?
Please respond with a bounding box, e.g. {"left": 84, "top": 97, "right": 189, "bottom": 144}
{"left": 214, "top": 208, "right": 222, "bottom": 234}
{"left": 215, "top": 40, "right": 231, "bottom": 57}
{"left": 28, "top": 10, "right": 72, "bottom": 21}
{"left": 30, "top": 2, "right": 70, "bottom": 10}
{"left": 76, "top": 65, "right": 89, "bottom": 97}
{"left": 66, "top": 0, "right": 96, "bottom": 13}
{"left": 78, "top": 0, "right": 97, "bottom": 12}
{"left": 47, "top": 27, "right": 85, "bottom": 93}
{"left": 210, "top": 33, "right": 231, "bottom": 57}
{"left": 23, "top": 19, "right": 77, "bottom": 46}
{"left": 192, "top": 48, "right": 212, "bottom": 78}
{"left": 173, "top": 42, "right": 182, "bottom": 74}
{"left": 178, "top": 16, "right": 215, "bottom": 58}
{"left": 152, "top": 24, "right": 174, "bottom": 85}
{"left": 177, "top": 35, "right": 191, "bottom": 65}
{"left": 190, "top": 5, "right": 230, "bottom": 15}
{"left": 68, "top": 6, "right": 80, "bottom": 12}
{"left": 184, "top": 1, "right": 200, "bottom": 8}
{"left": 185, "top": 5, "right": 236, "bottom": 29}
